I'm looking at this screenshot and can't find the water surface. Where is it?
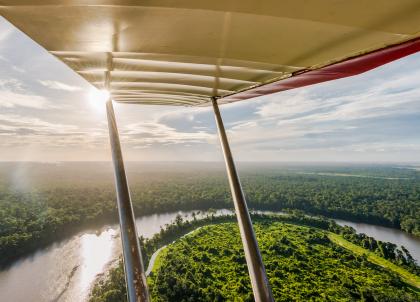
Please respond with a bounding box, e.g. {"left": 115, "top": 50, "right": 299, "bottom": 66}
{"left": 335, "top": 219, "right": 420, "bottom": 261}
{"left": 0, "top": 211, "right": 207, "bottom": 302}
{"left": 0, "top": 210, "right": 418, "bottom": 302}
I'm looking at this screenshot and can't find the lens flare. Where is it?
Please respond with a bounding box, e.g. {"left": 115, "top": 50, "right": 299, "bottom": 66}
{"left": 87, "top": 88, "right": 110, "bottom": 113}
{"left": 88, "top": 88, "right": 110, "bottom": 103}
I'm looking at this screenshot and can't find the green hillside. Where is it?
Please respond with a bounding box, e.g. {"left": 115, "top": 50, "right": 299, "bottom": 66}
{"left": 147, "top": 223, "right": 419, "bottom": 301}
{"left": 91, "top": 216, "right": 419, "bottom": 301}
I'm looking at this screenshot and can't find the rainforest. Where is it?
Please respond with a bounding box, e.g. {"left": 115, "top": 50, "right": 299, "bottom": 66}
{"left": 0, "top": 162, "right": 419, "bottom": 302}
{"left": 1, "top": 162, "right": 419, "bottom": 266}
{"left": 90, "top": 213, "right": 420, "bottom": 301}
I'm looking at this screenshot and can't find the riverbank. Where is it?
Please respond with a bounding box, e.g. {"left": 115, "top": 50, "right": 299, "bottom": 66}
{"left": 0, "top": 211, "right": 206, "bottom": 302}
{"left": 144, "top": 223, "right": 420, "bottom": 290}
{"left": 2, "top": 200, "right": 418, "bottom": 270}
{"left": 328, "top": 233, "right": 420, "bottom": 289}
{"left": 1, "top": 210, "right": 419, "bottom": 302}
{"left": 145, "top": 226, "right": 204, "bottom": 277}
{"left": 99, "top": 216, "right": 419, "bottom": 301}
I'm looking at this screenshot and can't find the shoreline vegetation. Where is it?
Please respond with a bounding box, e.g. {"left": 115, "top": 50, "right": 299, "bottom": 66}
{"left": 90, "top": 213, "right": 420, "bottom": 302}
{"left": 0, "top": 163, "right": 419, "bottom": 267}
{"left": 327, "top": 233, "right": 420, "bottom": 289}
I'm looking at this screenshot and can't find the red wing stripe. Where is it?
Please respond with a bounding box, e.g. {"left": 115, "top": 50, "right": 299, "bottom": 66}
{"left": 222, "top": 37, "right": 420, "bottom": 102}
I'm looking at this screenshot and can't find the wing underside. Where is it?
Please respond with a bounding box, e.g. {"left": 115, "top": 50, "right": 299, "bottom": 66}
{"left": 1, "top": 1, "right": 420, "bottom": 106}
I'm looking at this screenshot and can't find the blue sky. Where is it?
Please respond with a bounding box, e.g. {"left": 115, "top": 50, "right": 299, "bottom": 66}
{"left": 0, "top": 17, "right": 419, "bottom": 163}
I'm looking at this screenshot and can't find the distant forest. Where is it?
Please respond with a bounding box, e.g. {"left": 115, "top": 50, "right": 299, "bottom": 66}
{"left": 0, "top": 162, "right": 419, "bottom": 266}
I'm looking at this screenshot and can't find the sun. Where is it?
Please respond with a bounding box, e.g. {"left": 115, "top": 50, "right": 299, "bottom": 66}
{"left": 88, "top": 88, "right": 110, "bottom": 112}
{"left": 89, "top": 88, "right": 110, "bottom": 103}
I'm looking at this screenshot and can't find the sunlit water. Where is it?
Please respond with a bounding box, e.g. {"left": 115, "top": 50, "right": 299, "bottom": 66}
{"left": 0, "top": 210, "right": 216, "bottom": 302}
{"left": 0, "top": 210, "right": 418, "bottom": 302}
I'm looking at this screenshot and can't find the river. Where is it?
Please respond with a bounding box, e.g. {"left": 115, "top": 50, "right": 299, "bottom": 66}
{"left": 334, "top": 219, "right": 420, "bottom": 261}
{"left": 0, "top": 210, "right": 418, "bottom": 302}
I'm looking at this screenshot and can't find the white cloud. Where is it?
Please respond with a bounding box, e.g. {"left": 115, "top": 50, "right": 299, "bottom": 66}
{"left": 256, "top": 91, "right": 319, "bottom": 119}
{"left": 0, "top": 113, "right": 108, "bottom": 148}
{"left": 122, "top": 121, "right": 215, "bottom": 146}
{"left": 0, "top": 23, "right": 13, "bottom": 44}
{"left": 222, "top": 66, "right": 420, "bottom": 155}
{"left": 0, "top": 90, "right": 50, "bottom": 109}
{"left": 0, "top": 113, "right": 76, "bottom": 132}
{"left": 0, "top": 78, "right": 25, "bottom": 91}
{"left": 156, "top": 106, "right": 211, "bottom": 121}
{"left": 38, "top": 80, "right": 82, "bottom": 92}
{"left": 12, "top": 65, "right": 25, "bottom": 73}
{"left": 230, "top": 121, "right": 257, "bottom": 131}
{"left": 254, "top": 69, "right": 420, "bottom": 126}
{"left": 0, "top": 78, "right": 54, "bottom": 109}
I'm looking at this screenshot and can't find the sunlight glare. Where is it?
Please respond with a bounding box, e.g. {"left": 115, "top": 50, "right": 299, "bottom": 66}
{"left": 78, "top": 229, "right": 117, "bottom": 294}
{"left": 88, "top": 88, "right": 110, "bottom": 112}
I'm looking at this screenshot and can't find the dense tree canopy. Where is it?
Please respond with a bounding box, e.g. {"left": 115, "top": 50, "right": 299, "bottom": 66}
{"left": 0, "top": 162, "right": 419, "bottom": 266}
{"left": 149, "top": 223, "right": 418, "bottom": 301}
{"left": 90, "top": 214, "right": 420, "bottom": 302}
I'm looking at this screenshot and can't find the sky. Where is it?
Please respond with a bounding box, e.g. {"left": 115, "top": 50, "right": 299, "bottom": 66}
{"left": 0, "top": 17, "right": 419, "bottom": 163}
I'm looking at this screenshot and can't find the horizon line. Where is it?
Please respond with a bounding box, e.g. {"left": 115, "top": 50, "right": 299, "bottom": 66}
{"left": 0, "top": 160, "right": 419, "bottom": 165}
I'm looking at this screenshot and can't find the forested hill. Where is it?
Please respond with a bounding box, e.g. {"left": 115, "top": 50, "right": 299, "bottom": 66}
{"left": 90, "top": 214, "right": 420, "bottom": 302}
{"left": 0, "top": 162, "right": 419, "bottom": 266}
{"left": 151, "top": 221, "right": 419, "bottom": 301}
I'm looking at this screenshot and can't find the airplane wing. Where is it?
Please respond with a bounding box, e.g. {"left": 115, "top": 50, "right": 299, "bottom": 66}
{"left": 1, "top": 1, "right": 419, "bottom": 106}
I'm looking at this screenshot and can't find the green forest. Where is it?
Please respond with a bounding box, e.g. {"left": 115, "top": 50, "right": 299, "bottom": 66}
{"left": 90, "top": 214, "right": 420, "bottom": 301}
{"left": 0, "top": 162, "right": 419, "bottom": 266}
